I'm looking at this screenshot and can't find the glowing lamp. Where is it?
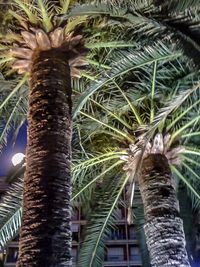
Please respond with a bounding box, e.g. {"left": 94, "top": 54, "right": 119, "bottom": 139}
{"left": 11, "top": 153, "right": 25, "bottom": 166}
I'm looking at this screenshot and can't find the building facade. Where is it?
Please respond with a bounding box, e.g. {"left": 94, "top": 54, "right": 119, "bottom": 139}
{"left": 0, "top": 178, "right": 143, "bottom": 267}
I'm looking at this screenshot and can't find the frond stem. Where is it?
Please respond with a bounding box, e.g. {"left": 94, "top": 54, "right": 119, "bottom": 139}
{"left": 0, "top": 76, "right": 27, "bottom": 111}
{"left": 170, "top": 114, "right": 200, "bottom": 144}
{"left": 171, "top": 166, "right": 200, "bottom": 200}
{"left": 80, "top": 111, "right": 134, "bottom": 142}
{"left": 89, "top": 173, "right": 129, "bottom": 267}
{"left": 167, "top": 98, "right": 200, "bottom": 131}
{"left": 72, "top": 160, "right": 123, "bottom": 200}
{"left": 150, "top": 60, "right": 157, "bottom": 123}
{"left": 73, "top": 89, "right": 132, "bottom": 129}
{"left": 182, "top": 162, "right": 200, "bottom": 181}
{"left": 111, "top": 79, "right": 143, "bottom": 125}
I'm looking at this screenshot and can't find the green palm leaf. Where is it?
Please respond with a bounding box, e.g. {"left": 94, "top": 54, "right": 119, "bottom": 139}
{"left": 171, "top": 166, "right": 200, "bottom": 201}
{"left": 73, "top": 42, "right": 181, "bottom": 118}
{"left": 77, "top": 173, "right": 129, "bottom": 267}
{"left": 156, "top": 0, "right": 200, "bottom": 12}
{"left": 0, "top": 177, "right": 23, "bottom": 249}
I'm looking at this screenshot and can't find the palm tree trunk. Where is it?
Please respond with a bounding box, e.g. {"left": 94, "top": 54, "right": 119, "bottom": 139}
{"left": 17, "top": 49, "right": 72, "bottom": 267}
{"left": 138, "top": 154, "right": 190, "bottom": 267}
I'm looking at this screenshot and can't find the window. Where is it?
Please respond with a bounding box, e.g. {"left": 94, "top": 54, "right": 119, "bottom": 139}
{"left": 129, "top": 246, "right": 141, "bottom": 264}
{"left": 71, "top": 248, "right": 77, "bottom": 262}
{"left": 109, "top": 226, "right": 126, "bottom": 240}
{"left": 72, "top": 208, "right": 79, "bottom": 220}
{"left": 71, "top": 224, "right": 79, "bottom": 232}
{"left": 128, "top": 226, "right": 137, "bottom": 240}
{"left": 6, "top": 247, "right": 18, "bottom": 263}
{"left": 71, "top": 224, "right": 79, "bottom": 242}
{"left": 13, "top": 235, "right": 19, "bottom": 242}
{"left": 115, "top": 208, "right": 125, "bottom": 220}
{"left": 107, "top": 247, "right": 124, "bottom": 261}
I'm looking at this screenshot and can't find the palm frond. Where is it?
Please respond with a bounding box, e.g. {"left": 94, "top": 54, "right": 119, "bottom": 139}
{"left": 182, "top": 162, "right": 200, "bottom": 181}
{"left": 171, "top": 112, "right": 200, "bottom": 142}
{"left": 8, "top": 9, "right": 26, "bottom": 27}
{"left": 148, "top": 81, "right": 200, "bottom": 138}
{"left": 171, "top": 165, "right": 200, "bottom": 201}
{"left": 112, "top": 79, "right": 143, "bottom": 125}
{"left": 182, "top": 147, "right": 200, "bottom": 157}
{"left": 180, "top": 159, "right": 200, "bottom": 213}
{"left": 13, "top": 0, "right": 38, "bottom": 24}
{"left": 0, "top": 96, "right": 27, "bottom": 151}
{"left": 0, "top": 77, "right": 28, "bottom": 151}
{"left": 64, "top": 15, "right": 88, "bottom": 33}
{"left": 73, "top": 41, "right": 181, "bottom": 118}
{"left": 150, "top": 60, "right": 157, "bottom": 123}
{"left": 60, "top": 0, "right": 71, "bottom": 13}
{"left": 72, "top": 160, "right": 123, "bottom": 201}
{"left": 38, "top": 0, "right": 53, "bottom": 32}
{"left": 181, "top": 155, "right": 200, "bottom": 168}
{"left": 79, "top": 111, "right": 134, "bottom": 142}
{"left": 0, "top": 76, "right": 28, "bottom": 112}
{"left": 155, "top": 0, "right": 200, "bottom": 12}
{"left": 178, "top": 183, "right": 196, "bottom": 263}
{"left": 72, "top": 151, "right": 126, "bottom": 182}
{"left": 77, "top": 173, "right": 129, "bottom": 267}
{"left": 85, "top": 94, "right": 132, "bottom": 129}
{"left": 0, "top": 177, "right": 23, "bottom": 249}
{"left": 182, "top": 131, "right": 200, "bottom": 138}
{"left": 67, "top": 2, "right": 141, "bottom": 23}
{"left": 133, "top": 186, "right": 150, "bottom": 267}
{"left": 167, "top": 95, "right": 200, "bottom": 131}
{"left": 0, "top": 208, "right": 22, "bottom": 249}
{"left": 85, "top": 41, "right": 136, "bottom": 49}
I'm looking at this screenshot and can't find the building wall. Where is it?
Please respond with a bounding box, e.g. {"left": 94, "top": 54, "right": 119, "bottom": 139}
{"left": 3, "top": 206, "right": 142, "bottom": 267}
{"left": 0, "top": 178, "right": 142, "bottom": 267}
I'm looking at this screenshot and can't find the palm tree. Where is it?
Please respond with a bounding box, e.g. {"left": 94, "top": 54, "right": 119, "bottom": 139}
{"left": 71, "top": 42, "right": 200, "bottom": 266}
{"left": 67, "top": 2, "right": 200, "bottom": 265}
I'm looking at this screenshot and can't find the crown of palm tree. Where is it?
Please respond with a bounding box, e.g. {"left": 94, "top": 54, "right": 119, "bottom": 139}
{"left": 0, "top": 0, "right": 137, "bottom": 152}
{"left": 67, "top": 0, "right": 200, "bottom": 69}
{"left": 0, "top": 0, "right": 89, "bottom": 77}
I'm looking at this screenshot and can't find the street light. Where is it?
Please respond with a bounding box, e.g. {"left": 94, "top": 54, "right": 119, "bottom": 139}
{"left": 11, "top": 153, "right": 25, "bottom": 166}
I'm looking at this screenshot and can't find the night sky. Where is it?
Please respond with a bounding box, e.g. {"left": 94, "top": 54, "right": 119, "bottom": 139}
{"left": 0, "top": 123, "right": 27, "bottom": 176}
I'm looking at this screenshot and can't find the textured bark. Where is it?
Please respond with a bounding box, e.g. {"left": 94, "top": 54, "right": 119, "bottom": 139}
{"left": 138, "top": 154, "right": 190, "bottom": 267}
{"left": 17, "top": 49, "right": 72, "bottom": 267}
